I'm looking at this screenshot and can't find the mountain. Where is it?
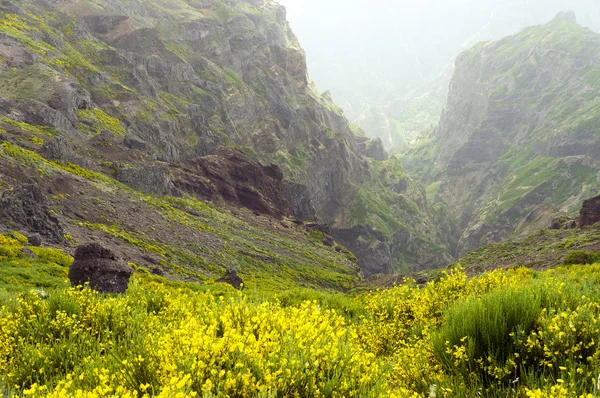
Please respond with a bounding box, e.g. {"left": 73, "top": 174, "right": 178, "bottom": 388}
{"left": 404, "top": 12, "right": 600, "bottom": 256}
{"left": 0, "top": 0, "right": 454, "bottom": 279}
{"left": 278, "top": 0, "right": 600, "bottom": 150}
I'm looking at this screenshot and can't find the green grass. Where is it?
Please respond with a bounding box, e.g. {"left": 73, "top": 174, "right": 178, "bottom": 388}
{"left": 432, "top": 285, "right": 543, "bottom": 383}
{"left": 0, "top": 234, "right": 72, "bottom": 293}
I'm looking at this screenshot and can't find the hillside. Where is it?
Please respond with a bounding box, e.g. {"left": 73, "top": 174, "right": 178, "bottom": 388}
{"left": 0, "top": 0, "right": 455, "bottom": 276}
{"left": 404, "top": 12, "right": 600, "bottom": 256}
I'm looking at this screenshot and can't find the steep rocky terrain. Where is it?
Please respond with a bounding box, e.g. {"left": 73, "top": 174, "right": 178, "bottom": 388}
{"left": 404, "top": 12, "right": 600, "bottom": 256}
{"left": 0, "top": 0, "right": 454, "bottom": 279}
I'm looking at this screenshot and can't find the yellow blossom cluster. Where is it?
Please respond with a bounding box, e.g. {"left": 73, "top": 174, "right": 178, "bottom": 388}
{"left": 0, "top": 282, "right": 391, "bottom": 397}
{"left": 3, "top": 233, "right": 600, "bottom": 397}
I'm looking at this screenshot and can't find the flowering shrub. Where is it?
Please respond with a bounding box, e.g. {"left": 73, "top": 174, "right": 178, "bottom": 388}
{"left": 0, "top": 283, "right": 392, "bottom": 397}
{"left": 3, "top": 235, "right": 600, "bottom": 397}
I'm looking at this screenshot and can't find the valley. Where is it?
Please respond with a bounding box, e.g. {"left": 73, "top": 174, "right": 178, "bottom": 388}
{"left": 0, "top": 0, "right": 599, "bottom": 396}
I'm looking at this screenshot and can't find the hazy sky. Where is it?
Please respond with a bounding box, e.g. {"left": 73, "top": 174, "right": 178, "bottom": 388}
{"left": 276, "top": 0, "right": 600, "bottom": 145}
{"left": 277, "top": 0, "right": 600, "bottom": 96}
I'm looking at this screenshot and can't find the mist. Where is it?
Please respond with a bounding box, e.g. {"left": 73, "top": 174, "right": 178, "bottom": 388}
{"left": 277, "top": 0, "right": 600, "bottom": 148}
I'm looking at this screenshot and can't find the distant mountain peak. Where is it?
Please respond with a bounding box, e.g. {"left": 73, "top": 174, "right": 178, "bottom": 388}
{"left": 553, "top": 10, "right": 577, "bottom": 24}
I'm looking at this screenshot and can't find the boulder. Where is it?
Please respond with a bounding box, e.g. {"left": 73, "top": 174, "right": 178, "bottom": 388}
{"left": 217, "top": 269, "right": 244, "bottom": 290}
{"left": 0, "top": 184, "right": 64, "bottom": 243}
{"left": 68, "top": 243, "right": 134, "bottom": 293}
{"left": 26, "top": 233, "right": 42, "bottom": 247}
{"left": 579, "top": 195, "right": 600, "bottom": 228}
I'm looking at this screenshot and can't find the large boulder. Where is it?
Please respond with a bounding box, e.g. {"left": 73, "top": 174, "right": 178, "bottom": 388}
{"left": 217, "top": 269, "right": 244, "bottom": 290}
{"left": 0, "top": 183, "right": 64, "bottom": 243}
{"left": 579, "top": 195, "right": 600, "bottom": 228}
{"left": 69, "top": 243, "right": 134, "bottom": 293}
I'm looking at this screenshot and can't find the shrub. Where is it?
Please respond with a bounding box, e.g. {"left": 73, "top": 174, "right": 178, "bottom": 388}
{"left": 563, "top": 250, "right": 600, "bottom": 265}
{"left": 432, "top": 286, "right": 544, "bottom": 383}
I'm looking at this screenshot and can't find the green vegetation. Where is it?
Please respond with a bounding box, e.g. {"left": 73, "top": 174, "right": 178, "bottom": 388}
{"left": 563, "top": 250, "right": 600, "bottom": 265}
{"left": 212, "top": 0, "right": 239, "bottom": 22}
{"left": 77, "top": 108, "right": 126, "bottom": 137}
{"left": 0, "top": 234, "right": 72, "bottom": 293}
{"left": 0, "top": 140, "right": 359, "bottom": 292}
{"left": 1, "top": 118, "right": 56, "bottom": 137}
{"left": 3, "top": 242, "right": 600, "bottom": 396}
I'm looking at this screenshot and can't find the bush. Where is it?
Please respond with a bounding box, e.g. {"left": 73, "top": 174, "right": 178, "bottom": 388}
{"left": 563, "top": 250, "right": 600, "bottom": 265}
{"left": 432, "top": 286, "right": 544, "bottom": 383}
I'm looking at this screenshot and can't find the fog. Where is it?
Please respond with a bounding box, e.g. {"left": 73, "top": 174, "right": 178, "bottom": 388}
{"left": 277, "top": 0, "right": 600, "bottom": 148}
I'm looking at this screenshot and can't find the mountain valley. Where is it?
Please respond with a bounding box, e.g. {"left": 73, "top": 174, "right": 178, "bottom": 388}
{"left": 1, "top": 1, "right": 600, "bottom": 396}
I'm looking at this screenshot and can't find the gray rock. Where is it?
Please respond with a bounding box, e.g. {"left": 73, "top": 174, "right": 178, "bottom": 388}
{"left": 0, "top": 184, "right": 64, "bottom": 243}
{"left": 26, "top": 233, "right": 42, "bottom": 247}
{"left": 333, "top": 225, "right": 392, "bottom": 277}
{"left": 282, "top": 181, "right": 317, "bottom": 221}
{"left": 116, "top": 163, "right": 178, "bottom": 196}
{"left": 20, "top": 247, "right": 36, "bottom": 259}
{"left": 42, "top": 137, "right": 91, "bottom": 168}
{"left": 69, "top": 243, "right": 134, "bottom": 294}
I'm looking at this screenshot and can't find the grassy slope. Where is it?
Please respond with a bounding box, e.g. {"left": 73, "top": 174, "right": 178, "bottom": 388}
{"left": 0, "top": 0, "right": 456, "bottom": 272}
{"left": 0, "top": 137, "right": 360, "bottom": 292}
{"left": 3, "top": 236, "right": 600, "bottom": 396}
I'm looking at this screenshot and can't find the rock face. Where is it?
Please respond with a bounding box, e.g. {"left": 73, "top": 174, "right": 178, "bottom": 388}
{"left": 69, "top": 243, "right": 134, "bottom": 293}
{"left": 116, "top": 163, "right": 178, "bottom": 196}
{"left": 404, "top": 14, "right": 600, "bottom": 255}
{"left": 282, "top": 181, "right": 317, "bottom": 221}
{"left": 0, "top": 0, "right": 456, "bottom": 275}
{"left": 332, "top": 225, "right": 392, "bottom": 277}
{"left": 579, "top": 196, "right": 600, "bottom": 228}
{"left": 172, "top": 147, "right": 292, "bottom": 218}
{"left": 0, "top": 184, "right": 64, "bottom": 243}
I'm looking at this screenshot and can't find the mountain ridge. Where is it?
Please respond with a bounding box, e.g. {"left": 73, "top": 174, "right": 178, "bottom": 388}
{"left": 404, "top": 12, "right": 600, "bottom": 256}
{"left": 0, "top": 0, "right": 455, "bottom": 278}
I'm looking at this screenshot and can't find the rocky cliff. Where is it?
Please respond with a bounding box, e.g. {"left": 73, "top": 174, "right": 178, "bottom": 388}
{"left": 404, "top": 12, "right": 600, "bottom": 255}
{"left": 0, "top": 0, "right": 453, "bottom": 276}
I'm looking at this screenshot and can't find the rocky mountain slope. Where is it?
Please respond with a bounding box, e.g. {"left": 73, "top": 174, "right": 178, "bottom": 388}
{"left": 0, "top": 0, "right": 453, "bottom": 279}
{"left": 404, "top": 12, "right": 600, "bottom": 256}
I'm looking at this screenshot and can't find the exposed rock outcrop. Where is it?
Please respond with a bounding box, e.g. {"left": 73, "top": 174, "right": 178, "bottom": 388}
{"left": 354, "top": 137, "right": 388, "bottom": 161}
{"left": 0, "top": 0, "right": 455, "bottom": 275}
{"left": 172, "top": 147, "right": 291, "bottom": 218}
{"left": 0, "top": 184, "right": 64, "bottom": 243}
{"left": 68, "top": 243, "right": 134, "bottom": 293}
{"left": 405, "top": 13, "right": 600, "bottom": 255}
{"left": 579, "top": 196, "right": 600, "bottom": 228}
{"left": 333, "top": 225, "right": 392, "bottom": 277}
{"left": 282, "top": 181, "right": 317, "bottom": 221}
{"left": 116, "top": 163, "right": 178, "bottom": 196}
